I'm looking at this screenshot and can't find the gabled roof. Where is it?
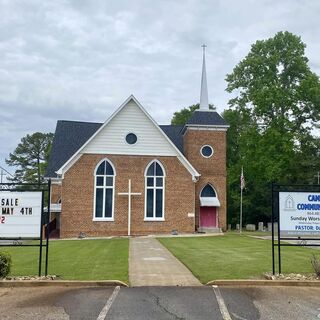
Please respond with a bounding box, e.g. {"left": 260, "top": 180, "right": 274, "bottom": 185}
{"left": 46, "top": 120, "right": 102, "bottom": 177}
{"left": 46, "top": 121, "right": 184, "bottom": 178}
{"left": 186, "top": 110, "right": 228, "bottom": 126}
{"left": 158, "top": 125, "right": 184, "bottom": 153}
{"left": 48, "top": 95, "right": 199, "bottom": 180}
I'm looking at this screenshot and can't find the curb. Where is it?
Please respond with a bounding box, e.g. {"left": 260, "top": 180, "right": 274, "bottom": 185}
{"left": 0, "top": 280, "right": 128, "bottom": 288}
{"left": 206, "top": 279, "right": 320, "bottom": 287}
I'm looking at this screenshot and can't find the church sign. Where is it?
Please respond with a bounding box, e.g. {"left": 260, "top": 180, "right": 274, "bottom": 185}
{"left": 0, "top": 191, "right": 42, "bottom": 238}
{"left": 279, "top": 192, "right": 320, "bottom": 236}
{"left": 272, "top": 185, "right": 320, "bottom": 275}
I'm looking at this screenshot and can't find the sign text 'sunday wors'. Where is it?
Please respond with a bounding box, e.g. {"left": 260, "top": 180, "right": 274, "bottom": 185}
{"left": 0, "top": 191, "right": 42, "bottom": 238}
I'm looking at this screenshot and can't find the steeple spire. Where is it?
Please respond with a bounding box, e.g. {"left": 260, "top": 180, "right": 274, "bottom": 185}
{"left": 199, "top": 44, "right": 209, "bottom": 111}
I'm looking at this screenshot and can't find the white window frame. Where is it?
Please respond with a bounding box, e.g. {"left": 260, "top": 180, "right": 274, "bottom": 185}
{"left": 93, "top": 158, "right": 116, "bottom": 221}
{"left": 200, "top": 183, "right": 217, "bottom": 198}
{"left": 124, "top": 132, "right": 138, "bottom": 146}
{"left": 144, "top": 159, "right": 165, "bottom": 221}
{"left": 200, "top": 145, "right": 214, "bottom": 158}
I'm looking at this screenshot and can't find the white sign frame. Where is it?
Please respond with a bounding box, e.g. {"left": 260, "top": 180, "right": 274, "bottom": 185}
{"left": 279, "top": 191, "right": 320, "bottom": 236}
{"left": 0, "top": 191, "right": 43, "bottom": 238}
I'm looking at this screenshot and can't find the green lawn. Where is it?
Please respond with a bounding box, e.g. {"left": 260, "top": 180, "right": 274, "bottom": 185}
{"left": 228, "top": 230, "right": 272, "bottom": 237}
{"left": 1, "top": 238, "right": 128, "bottom": 282}
{"left": 158, "top": 234, "right": 319, "bottom": 284}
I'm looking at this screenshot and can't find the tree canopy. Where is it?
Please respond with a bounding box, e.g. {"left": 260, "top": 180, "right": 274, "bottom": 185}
{"left": 6, "top": 132, "right": 54, "bottom": 185}
{"left": 226, "top": 31, "right": 320, "bottom": 136}
{"left": 225, "top": 31, "right": 320, "bottom": 225}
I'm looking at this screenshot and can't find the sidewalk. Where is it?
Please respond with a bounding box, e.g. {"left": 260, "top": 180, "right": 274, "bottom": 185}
{"left": 129, "top": 237, "right": 201, "bottom": 286}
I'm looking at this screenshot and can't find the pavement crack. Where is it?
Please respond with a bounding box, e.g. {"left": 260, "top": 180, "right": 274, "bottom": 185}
{"left": 231, "top": 312, "right": 248, "bottom": 320}
{"left": 152, "top": 294, "right": 185, "bottom": 320}
{"left": 0, "top": 291, "right": 10, "bottom": 297}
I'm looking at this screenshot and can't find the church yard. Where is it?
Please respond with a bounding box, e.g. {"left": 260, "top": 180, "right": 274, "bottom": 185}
{"left": 1, "top": 238, "right": 128, "bottom": 282}
{"left": 158, "top": 234, "right": 320, "bottom": 284}
{"left": 1, "top": 234, "right": 319, "bottom": 284}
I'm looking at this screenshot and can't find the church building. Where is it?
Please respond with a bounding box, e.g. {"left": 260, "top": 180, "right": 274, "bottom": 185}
{"left": 46, "top": 50, "right": 229, "bottom": 238}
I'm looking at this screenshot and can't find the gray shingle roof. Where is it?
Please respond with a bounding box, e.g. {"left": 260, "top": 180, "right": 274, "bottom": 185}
{"left": 158, "top": 125, "right": 184, "bottom": 153}
{"left": 45, "top": 121, "right": 184, "bottom": 178}
{"left": 186, "top": 111, "right": 228, "bottom": 126}
{"left": 46, "top": 120, "right": 102, "bottom": 177}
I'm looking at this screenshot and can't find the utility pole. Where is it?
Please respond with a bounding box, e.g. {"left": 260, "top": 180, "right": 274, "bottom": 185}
{"left": 0, "top": 169, "right": 5, "bottom": 184}
{"left": 240, "top": 166, "right": 245, "bottom": 234}
{"left": 0, "top": 166, "right": 13, "bottom": 184}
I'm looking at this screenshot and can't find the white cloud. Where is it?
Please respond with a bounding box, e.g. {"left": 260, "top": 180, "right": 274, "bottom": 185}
{"left": 0, "top": 0, "right": 320, "bottom": 172}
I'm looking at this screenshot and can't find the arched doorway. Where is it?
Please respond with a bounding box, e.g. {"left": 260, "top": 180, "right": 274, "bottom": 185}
{"left": 199, "top": 184, "right": 220, "bottom": 230}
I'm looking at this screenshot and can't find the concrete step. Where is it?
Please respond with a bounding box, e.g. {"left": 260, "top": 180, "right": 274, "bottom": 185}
{"left": 197, "top": 227, "right": 222, "bottom": 234}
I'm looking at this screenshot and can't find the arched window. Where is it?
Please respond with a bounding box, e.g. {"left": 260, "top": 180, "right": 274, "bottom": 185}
{"left": 201, "top": 184, "right": 216, "bottom": 197}
{"left": 94, "top": 159, "right": 115, "bottom": 220}
{"left": 145, "top": 160, "right": 165, "bottom": 220}
{"left": 200, "top": 184, "right": 220, "bottom": 207}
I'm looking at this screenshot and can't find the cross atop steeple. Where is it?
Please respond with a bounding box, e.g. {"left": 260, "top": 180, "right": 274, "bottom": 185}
{"left": 199, "top": 44, "right": 209, "bottom": 111}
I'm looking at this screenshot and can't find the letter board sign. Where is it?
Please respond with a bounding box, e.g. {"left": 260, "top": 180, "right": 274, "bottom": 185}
{"left": 0, "top": 191, "right": 42, "bottom": 238}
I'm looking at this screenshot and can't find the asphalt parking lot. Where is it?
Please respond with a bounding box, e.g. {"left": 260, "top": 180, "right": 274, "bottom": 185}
{"left": 0, "top": 285, "right": 319, "bottom": 320}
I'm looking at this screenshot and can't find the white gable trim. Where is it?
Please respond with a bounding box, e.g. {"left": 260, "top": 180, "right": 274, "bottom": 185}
{"left": 56, "top": 95, "right": 200, "bottom": 180}
{"left": 186, "top": 125, "right": 229, "bottom": 131}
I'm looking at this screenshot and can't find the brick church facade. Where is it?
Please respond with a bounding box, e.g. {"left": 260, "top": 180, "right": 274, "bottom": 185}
{"left": 46, "top": 53, "right": 229, "bottom": 238}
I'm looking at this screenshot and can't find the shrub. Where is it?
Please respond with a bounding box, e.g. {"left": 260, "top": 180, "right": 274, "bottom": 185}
{"left": 311, "top": 254, "right": 320, "bottom": 277}
{"left": 0, "top": 252, "right": 12, "bottom": 278}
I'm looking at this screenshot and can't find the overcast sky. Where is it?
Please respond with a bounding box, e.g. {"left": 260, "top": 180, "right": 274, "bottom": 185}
{"left": 1, "top": 0, "right": 320, "bottom": 177}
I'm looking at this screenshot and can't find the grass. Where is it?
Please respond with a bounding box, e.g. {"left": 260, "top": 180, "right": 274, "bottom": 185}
{"left": 158, "top": 234, "right": 320, "bottom": 284}
{"left": 228, "top": 230, "right": 272, "bottom": 237}
{"left": 1, "top": 238, "right": 128, "bottom": 282}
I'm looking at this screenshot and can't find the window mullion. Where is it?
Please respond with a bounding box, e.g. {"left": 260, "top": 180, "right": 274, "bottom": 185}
{"left": 102, "top": 176, "right": 106, "bottom": 218}
{"left": 153, "top": 177, "right": 156, "bottom": 218}
{"left": 112, "top": 177, "right": 114, "bottom": 219}
{"left": 162, "top": 177, "right": 164, "bottom": 217}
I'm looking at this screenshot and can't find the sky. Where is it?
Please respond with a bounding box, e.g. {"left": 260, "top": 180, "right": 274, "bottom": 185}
{"left": 1, "top": 0, "right": 320, "bottom": 178}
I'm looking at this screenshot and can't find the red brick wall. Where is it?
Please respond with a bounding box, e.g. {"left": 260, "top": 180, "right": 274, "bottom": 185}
{"left": 183, "top": 129, "right": 227, "bottom": 230}
{"left": 49, "top": 183, "right": 62, "bottom": 229}
{"left": 60, "top": 154, "right": 195, "bottom": 238}
{"left": 51, "top": 184, "right": 61, "bottom": 203}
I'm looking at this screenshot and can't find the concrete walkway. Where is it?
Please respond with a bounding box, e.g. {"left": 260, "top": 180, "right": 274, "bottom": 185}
{"left": 129, "top": 237, "right": 201, "bottom": 286}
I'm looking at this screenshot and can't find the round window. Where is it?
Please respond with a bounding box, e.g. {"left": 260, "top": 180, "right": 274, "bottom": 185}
{"left": 126, "top": 133, "right": 137, "bottom": 145}
{"left": 201, "top": 145, "right": 213, "bottom": 158}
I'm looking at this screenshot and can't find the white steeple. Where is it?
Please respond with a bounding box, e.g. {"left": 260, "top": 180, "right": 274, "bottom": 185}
{"left": 199, "top": 44, "right": 209, "bottom": 111}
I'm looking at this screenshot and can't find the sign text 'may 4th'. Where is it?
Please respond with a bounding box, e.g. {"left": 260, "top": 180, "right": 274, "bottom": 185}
{"left": 0, "top": 191, "right": 42, "bottom": 238}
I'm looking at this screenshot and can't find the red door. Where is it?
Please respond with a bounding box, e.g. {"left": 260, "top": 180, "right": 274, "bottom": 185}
{"left": 200, "top": 207, "right": 217, "bottom": 228}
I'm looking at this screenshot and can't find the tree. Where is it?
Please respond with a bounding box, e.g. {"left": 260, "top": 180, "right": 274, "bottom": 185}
{"left": 225, "top": 31, "right": 320, "bottom": 225}
{"left": 226, "top": 31, "right": 320, "bottom": 137}
{"left": 171, "top": 103, "right": 215, "bottom": 125}
{"left": 6, "top": 132, "right": 54, "bottom": 185}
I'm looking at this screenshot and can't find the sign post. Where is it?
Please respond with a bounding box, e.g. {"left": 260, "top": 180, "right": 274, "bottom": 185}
{"left": 271, "top": 184, "right": 320, "bottom": 274}
{"left": 0, "top": 181, "right": 51, "bottom": 276}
